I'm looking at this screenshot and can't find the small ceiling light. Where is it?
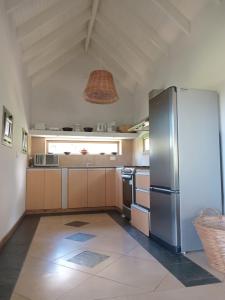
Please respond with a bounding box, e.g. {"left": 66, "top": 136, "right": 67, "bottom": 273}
{"left": 84, "top": 70, "right": 119, "bottom": 104}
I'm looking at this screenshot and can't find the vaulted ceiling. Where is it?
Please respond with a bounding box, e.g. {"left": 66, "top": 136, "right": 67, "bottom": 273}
{"left": 5, "top": 0, "right": 210, "bottom": 92}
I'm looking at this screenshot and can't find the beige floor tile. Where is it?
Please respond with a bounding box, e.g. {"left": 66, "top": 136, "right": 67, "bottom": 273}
{"left": 57, "top": 275, "right": 144, "bottom": 300}
{"left": 27, "top": 237, "right": 82, "bottom": 261}
{"left": 185, "top": 251, "right": 225, "bottom": 281}
{"left": 99, "top": 283, "right": 225, "bottom": 300}
{"left": 10, "top": 293, "right": 30, "bottom": 300}
{"left": 126, "top": 245, "right": 156, "bottom": 261}
{"left": 154, "top": 273, "right": 184, "bottom": 292}
{"left": 14, "top": 256, "right": 91, "bottom": 300}
{"left": 98, "top": 255, "right": 168, "bottom": 292}
{"left": 83, "top": 235, "right": 139, "bottom": 255}
{"left": 54, "top": 248, "right": 123, "bottom": 275}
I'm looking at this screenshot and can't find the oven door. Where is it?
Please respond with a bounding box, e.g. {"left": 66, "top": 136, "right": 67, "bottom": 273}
{"left": 122, "top": 174, "right": 133, "bottom": 219}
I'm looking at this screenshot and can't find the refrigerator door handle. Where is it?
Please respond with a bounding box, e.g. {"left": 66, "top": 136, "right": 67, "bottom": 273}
{"left": 150, "top": 186, "right": 179, "bottom": 194}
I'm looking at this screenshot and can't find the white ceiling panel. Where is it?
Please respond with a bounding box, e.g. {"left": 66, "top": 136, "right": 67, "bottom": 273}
{"left": 5, "top": 0, "right": 211, "bottom": 88}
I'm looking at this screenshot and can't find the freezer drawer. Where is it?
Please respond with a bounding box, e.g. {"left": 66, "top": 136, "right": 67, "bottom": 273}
{"left": 136, "top": 189, "right": 150, "bottom": 209}
{"left": 131, "top": 204, "right": 150, "bottom": 236}
{"left": 150, "top": 189, "right": 180, "bottom": 249}
{"left": 136, "top": 174, "right": 150, "bottom": 190}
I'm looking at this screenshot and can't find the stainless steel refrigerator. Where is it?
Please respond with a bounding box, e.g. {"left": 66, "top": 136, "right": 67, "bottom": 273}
{"left": 149, "top": 86, "right": 222, "bottom": 253}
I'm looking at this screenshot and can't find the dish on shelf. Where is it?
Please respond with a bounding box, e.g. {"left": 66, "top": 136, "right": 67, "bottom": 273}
{"left": 62, "top": 127, "right": 73, "bottom": 131}
{"left": 83, "top": 127, "right": 93, "bottom": 132}
{"left": 64, "top": 152, "right": 71, "bottom": 155}
{"left": 81, "top": 149, "right": 88, "bottom": 155}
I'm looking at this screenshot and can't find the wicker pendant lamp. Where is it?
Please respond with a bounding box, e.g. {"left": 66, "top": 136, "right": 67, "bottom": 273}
{"left": 84, "top": 70, "right": 119, "bottom": 104}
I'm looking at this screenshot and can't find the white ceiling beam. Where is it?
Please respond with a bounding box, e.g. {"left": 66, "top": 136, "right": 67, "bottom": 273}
{"left": 27, "top": 32, "right": 85, "bottom": 77}
{"left": 17, "top": 0, "right": 88, "bottom": 42}
{"left": 106, "top": 0, "right": 168, "bottom": 55}
{"left": 5, "top": 0, "right": 28, "bottom": 14}
{"left": 31, "top": 46, "right": 83, "bottom": 87}
{"left": 152, "top": 0, "right": 191, "bottom": 35}
{"left": 96, "top": 14, "right": 155, "bottom": 63}
{"left": 85, "top": 0, "right": 100, "bottom": 53}
{"left": 90, "top": 47, "right": 135, "bottom": 94}
{"left": 23, "top": 10, "right": 90, "bottom": 63}
{"left": 96, "top": 17, "right": 154, "bottom": 73}
{"left": 92, "top": 33, "right": 144, "bottom": 86}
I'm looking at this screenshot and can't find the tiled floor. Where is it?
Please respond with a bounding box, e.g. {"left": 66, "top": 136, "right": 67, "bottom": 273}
{"left": 7, "top": 212, "right": 225, "bottom": 300}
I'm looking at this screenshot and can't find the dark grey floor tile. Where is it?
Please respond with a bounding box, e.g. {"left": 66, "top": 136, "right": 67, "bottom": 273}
{"left": 108, "top": 211, "right": 221, "bottom": 288}
{"left": 0, "top": 215, "right": 40, "bottom": 300}
{"left": 68, "top": 250, "right": 109, "bottom": 268}
{"left": 65, "top": 221, "right": 89, "bottom": 227}
{"left": 66, "top": 232, "right": 96, "bottom": 242}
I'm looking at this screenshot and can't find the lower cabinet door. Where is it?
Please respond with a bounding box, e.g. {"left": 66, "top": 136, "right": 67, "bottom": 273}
{"left": 136, "top": 189, "right": 150, "bottom": 209}
{"left": 106, "top": 169, "right": 116, "bottom": 206}
{"left": 26, "top": 169, "right": 45, "bottom": 210}
{"left": 68, "top": 169, "right": 88, "bottom": 208}
{"left": 131, "top": 204, "right": 150, "bottom": 236}
{"left": 88, "top": 169, "right": 106, "bottom": 207}
{"left": 44, "top": 169, "right": 62, "bottom": 209}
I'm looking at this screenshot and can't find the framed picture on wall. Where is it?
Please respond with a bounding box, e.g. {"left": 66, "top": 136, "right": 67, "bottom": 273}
{"left": 2, "top": 106, "right": 13, "bottom": 147}
{"left": 22, "top": 128, "right": 28, "bottom": 154}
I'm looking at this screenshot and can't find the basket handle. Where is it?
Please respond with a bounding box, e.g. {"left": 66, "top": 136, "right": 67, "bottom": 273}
{"left": 199, "top": 208, "right": 221, "bottom": 217}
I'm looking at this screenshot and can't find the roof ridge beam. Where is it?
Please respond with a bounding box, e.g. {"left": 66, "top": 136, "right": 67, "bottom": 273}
{"left": 85, "top": 0, "right": 100, "bottom": 53}
{"left": 152, "top": 0, "right": 191, "bottom": 35}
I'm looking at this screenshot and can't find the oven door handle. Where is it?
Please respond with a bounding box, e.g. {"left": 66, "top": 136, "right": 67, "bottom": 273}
{"left": 122, "top": 175, "right": 132, "bottom": 180}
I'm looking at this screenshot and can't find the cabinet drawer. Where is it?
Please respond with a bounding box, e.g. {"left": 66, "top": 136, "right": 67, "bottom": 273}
{"left": 136, "top": 189, "right": 150, "bottom": 208}
{"left": 136, "top": 175, "right": 150, "bottom": 190}
{"left": 131, "top": 205, "right": 150, "bottom": 236}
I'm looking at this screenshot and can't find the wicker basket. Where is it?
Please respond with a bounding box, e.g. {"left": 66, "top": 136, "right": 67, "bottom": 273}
{"left": 194, "top": 208, "right": 225, "bottom": 273}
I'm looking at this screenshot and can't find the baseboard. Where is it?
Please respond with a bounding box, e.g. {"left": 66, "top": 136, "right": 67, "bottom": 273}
{"left": 26, "top": 206, "right": 122, "bottom": 215}
{"left": 0, "top": 212, "right": 26, "bottom": 250}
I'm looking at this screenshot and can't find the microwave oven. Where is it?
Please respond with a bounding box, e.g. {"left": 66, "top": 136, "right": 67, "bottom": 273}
{"left": 34, "top": 154, "right": 59, "bottom": 167}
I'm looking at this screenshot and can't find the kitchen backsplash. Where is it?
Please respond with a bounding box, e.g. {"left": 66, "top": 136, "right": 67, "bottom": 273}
{"left": 30, "top": 137, "right": 133, "bottom": 167}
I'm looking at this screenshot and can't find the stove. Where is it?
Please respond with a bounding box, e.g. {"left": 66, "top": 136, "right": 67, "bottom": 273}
{"left": 121, "top": 168, "right": 136, "bottom": 220}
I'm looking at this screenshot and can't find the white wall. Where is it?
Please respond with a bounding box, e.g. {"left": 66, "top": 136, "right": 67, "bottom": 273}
{"left": 31, "top": 54, "right": 135, "bottom": 129}
{"left": 0, "top": 1, "right": 30, "bottom": 240}
{"left": 133, "top": 1, "right": 225, "bottom": 122}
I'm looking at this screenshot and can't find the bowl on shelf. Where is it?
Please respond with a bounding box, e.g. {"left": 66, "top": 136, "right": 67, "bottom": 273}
{"left": 64, "top": 152, "right": 71, "bottom": 155}
{"left": 80, "top": 149, "right": 88, "bottom": 155}
{"left": 62, "top": 127, "right": 73, "bottom": 131}
{"left": 83, "top": 127, "right": 93, "bottom": 132}
{"left": 100, "top": 152, "right": 105, "bottom": 155}
{"left": 111, "top": 152, "right": 117, "bottom": 155}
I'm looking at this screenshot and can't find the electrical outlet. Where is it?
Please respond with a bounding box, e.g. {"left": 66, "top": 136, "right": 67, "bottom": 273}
{"left": 110, "top": 156, "right": 116, "bottom": 160}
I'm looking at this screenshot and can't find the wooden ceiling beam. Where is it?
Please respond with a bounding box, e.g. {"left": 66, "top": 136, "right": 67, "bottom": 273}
{"left": 85, "top": 0, "right": 100, "bottom": 53}
{"left": 105, "top": 0, "right": 168, "bottom": 55}
{"left": 96, "top": 15, "right": 154, "bottom": 70}
{"left": 5, "top": 0, "right": 27, "bottom": 14}
{"left": 31, "top": 46, "right": 83, "bottom": 87}
{"left": 17, "top": 0, "right": 88, "bottom": 42}
{"left": 23, "top": 10, "right": 89, "bottom": 63}
{"left": 90, "top": 47, "right": 135, "bottom": 93}
{"left": 152, "top": 0, "right": 191, "bottom": 35}
{"left": 92, "top": 32, "right": 144, "bottom": 86}
{"left": 27, "top": 32, "right": 85, "bottom": 76}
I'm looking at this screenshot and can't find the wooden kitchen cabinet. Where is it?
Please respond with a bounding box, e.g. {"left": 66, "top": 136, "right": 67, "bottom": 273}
{"left": 136, "top": 174, "right": 150, "bottom": 190}
{"left": 106, "top": 169, "right": 116, "bottom": 206}
{"left": 88, "top": 169, "right": 106, "bottom": 207}
{"left": 26, "top": 169, "right": 62, "bottom": 210}
{"left": 26, "top": 169, "right": 45, "bottom": 210}
{"left": 68, "top": 169, "right": 88, "bottom": 208}
{"left": 44, "top": 169, "right": 62, "bottom": 209}
{"left": 115, "top": 168, "right": 123, "bottom": 210}
{"left": 131, "top": 204, "right": 150, "bottom": 236}
{"left": 136, "top": 189, "right": 150, "bottom": 209}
